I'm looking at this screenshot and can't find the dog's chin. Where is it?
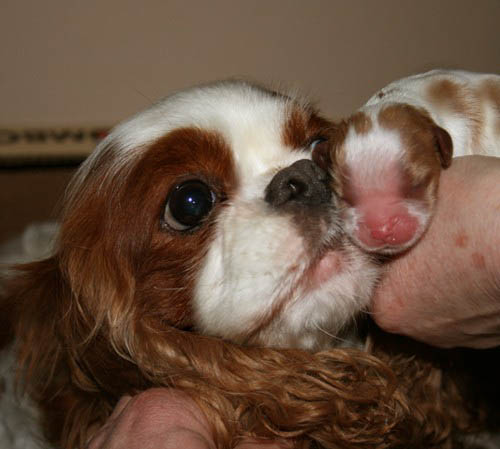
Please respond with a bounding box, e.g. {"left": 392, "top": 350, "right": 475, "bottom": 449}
{"left": 305, "top": 250, "right": 344, "bottom": 288}
{"left": 193, "top": 233, "right": 379, "bottom": 351}
{"left": 261, "top": 244, "right": 378, "bottom": 350}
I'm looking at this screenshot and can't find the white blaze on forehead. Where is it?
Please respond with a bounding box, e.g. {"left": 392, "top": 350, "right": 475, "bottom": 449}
{"left": 344, "top": 111, "right": 405, "bottom": 191}
{"left": 226, "top": 110, "right": 298, "bottom": 180}
{"left": 117, "top": 83, "right": 290, "bottom": 156}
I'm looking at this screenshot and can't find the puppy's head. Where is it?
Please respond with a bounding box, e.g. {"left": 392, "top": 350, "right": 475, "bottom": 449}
{"left": 44, "top": 81, "right": 378, "bottom": 351}
{"left": 315, "top": 103, "right": 453, "bottom": 255}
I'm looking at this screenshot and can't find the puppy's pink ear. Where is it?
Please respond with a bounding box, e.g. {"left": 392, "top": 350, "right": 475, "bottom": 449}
{"left": 433, "top": 125, "right": 453, "bottom": 168}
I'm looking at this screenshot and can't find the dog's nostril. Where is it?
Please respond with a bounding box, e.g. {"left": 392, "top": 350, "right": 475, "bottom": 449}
{"left": 287, "top": 179, "right": 305, "bottom": 198}
{"left": 265, "top": 159, "right": 331, "bottom": 208}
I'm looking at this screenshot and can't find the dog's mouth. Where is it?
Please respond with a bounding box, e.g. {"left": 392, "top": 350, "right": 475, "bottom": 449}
{"left": 302, "top": 248, "right": 345, "bottom": 291}
{"left": 239, "top": 244, "right": 346, "bottom": 342}
{"left": 298, "top": 215, "right": 348, "bottom": 291}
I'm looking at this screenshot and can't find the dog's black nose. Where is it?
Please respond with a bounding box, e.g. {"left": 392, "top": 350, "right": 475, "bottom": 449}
{"left": 265, "top": 159, "right": 331, "bottom": 208}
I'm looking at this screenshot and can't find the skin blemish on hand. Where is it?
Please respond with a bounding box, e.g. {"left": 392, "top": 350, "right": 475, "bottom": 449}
{"left": 454, "top": 232, "right": 469, "bottom": 248}
{"left": 471, "top": 252, "right": 486, "bottom": 270}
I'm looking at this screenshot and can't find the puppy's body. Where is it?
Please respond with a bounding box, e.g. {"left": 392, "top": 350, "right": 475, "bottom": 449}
{"left": 325, "top": 70, "right": 500, "bottom": 254}
{"left": 367, "top": 70, "right": 500, "bottom": 156}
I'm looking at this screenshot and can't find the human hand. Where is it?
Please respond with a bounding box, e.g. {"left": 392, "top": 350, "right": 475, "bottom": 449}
{"left": 86, "top": 388, "right": 292, "bottom": 449}
{"left": 372, "top": 156, "right": 500, "bottom": 349}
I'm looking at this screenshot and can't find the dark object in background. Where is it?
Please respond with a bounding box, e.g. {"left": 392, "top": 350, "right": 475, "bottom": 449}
{"left": 0, "top": 167, "right": 75, "bottom": 243}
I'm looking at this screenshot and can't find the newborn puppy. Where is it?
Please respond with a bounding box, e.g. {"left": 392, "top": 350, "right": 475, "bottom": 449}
{"left": 1, "top": 81, "right": 381, "bottom": 448}
{"left": 318, "top": 70, "right": 500, "bottom": 254}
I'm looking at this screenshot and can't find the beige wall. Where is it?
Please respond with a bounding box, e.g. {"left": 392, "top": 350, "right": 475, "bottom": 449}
{"left": 1, "top": 0, "right": 499, "bottom": 129}
{"left": 0, "top": 0, "right": 499, "bottom": 241}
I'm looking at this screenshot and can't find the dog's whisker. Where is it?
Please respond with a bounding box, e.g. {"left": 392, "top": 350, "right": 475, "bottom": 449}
{"left": 152, "top": 286, "right": 187, "bottom": 292}
{"left": 313, "top": 323, "right": 352, "bottom": 346}
{"left": 130, "top": 85, "right": 154, "bottom": 105}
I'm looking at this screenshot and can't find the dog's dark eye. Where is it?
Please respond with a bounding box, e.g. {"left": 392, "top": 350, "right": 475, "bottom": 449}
{"left": 309, "top": 137, "right": 330, "bottom": 170}
{"left": 163, "top": 181, "right": 215, "bottom": 231}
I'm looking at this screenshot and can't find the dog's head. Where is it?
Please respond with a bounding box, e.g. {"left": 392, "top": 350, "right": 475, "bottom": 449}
{"left": 314, "top": 103, "right": 453, "bottom": 255}
{"left": 35, "top": 81, "right": 376, "bottom": 351}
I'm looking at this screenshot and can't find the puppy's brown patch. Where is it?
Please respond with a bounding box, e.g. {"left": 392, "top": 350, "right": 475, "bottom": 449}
{"left": 350, "top": 111, "right": 373, "bottom": 135}
{"left": 427, "top": 79, "right": 468, "bottom": 115}
{"left": 378, "top": 103, "right": 451, "bottom": 203}
{"left": 427, "top": 78, "right": 484, "bottom": 149}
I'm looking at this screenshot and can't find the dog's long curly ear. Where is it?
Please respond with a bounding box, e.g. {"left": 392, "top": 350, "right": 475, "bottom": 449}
{"left": 3, "top": 255, "right": 122, "bottom": 448}
{"left": 0, "top": 287, "right": 15, "bottom": 351}
{"left": 4, "top": 257, "right": 80, "bottom": 444}
{"left": 4, "top": 257, "right": 66, "bottom": 379}
{"left": 4, "top": 256, "right": 102, "bottom": 447}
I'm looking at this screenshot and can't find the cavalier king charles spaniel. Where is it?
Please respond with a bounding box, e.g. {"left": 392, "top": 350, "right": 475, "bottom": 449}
{"left": 1, "top": 79, "right": 498, "bottom": 449}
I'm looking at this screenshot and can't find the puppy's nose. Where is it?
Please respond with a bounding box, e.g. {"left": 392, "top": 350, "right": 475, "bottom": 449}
{"left": 265, "top": 159, "right": 331, "bottom": 208}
